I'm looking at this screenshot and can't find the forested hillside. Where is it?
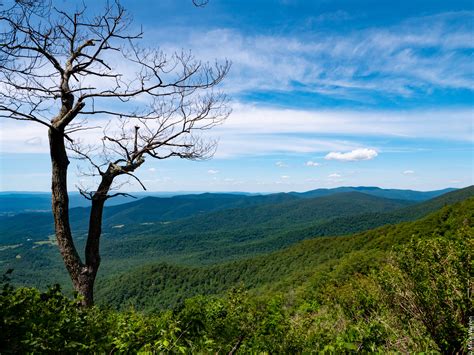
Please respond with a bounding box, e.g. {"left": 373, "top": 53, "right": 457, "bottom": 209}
{"left": 0, "top": 188, "right": 415, "bottom": 244}
{"left": 2, "top": 194, "right": 472, "bottom": 353}
{"left": 0, "top": 186, "right": 453, "bottom": 215}
{"left": 95, "top": 195, "right": 474, "bottom": 312}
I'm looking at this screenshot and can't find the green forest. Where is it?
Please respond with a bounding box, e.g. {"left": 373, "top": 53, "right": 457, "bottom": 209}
{"left": 1, "top": 188, "right": 472, "bottom": 353}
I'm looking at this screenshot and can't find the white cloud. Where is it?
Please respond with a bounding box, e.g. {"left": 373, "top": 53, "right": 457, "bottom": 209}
{"left": 305, "top": 160, "right": 320, "bottom": 167}
{"left": 148, "top": 168, "right": 156, "bottom": 172}
{"left": 280, "top": 175, "right": 290, "bottom": 179}
{"left": 328, "top": 173, "right": 342, "bottom": 178}
{"left": 207, "top": 169, "right": 219, "bottom": 174}
{"left": 325, "top": 148, "right": 378, "bottom": 162}
{"left": 275, "top": 161, "right": 288, "bottom": 168}
{"left": 212, "top": 104, "right": 474, "bottom": 152}
{"left": 403, "top": 170, "right": 415, "bottom": 175}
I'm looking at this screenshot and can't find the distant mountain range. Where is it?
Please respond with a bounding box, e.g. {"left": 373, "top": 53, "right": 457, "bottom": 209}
{"left": 291, "top": 186, "right": 457, "bottom": 201}
{"left": 0, "top": 186, "right": 459, "bottom": 245}
{"left": 0, "top": 186, "right": 457, "bottom": 214}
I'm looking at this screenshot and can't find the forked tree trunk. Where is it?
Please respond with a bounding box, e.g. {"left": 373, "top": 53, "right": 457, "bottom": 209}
{"left": 48, "top": 126, "right": 107, "bottom": 307}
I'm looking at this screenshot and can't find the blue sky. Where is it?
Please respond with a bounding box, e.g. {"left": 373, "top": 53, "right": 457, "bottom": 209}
{"left": 0, "top": 0, "right": 473, "bottom": 192}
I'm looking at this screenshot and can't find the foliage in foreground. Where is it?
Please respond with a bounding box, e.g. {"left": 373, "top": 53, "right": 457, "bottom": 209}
{"left": 1, "top": 211, "right": 471, "bottom": 353}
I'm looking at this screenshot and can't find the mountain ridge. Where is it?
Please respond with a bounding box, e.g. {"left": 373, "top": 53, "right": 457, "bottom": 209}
{"left": 0, "top": 186, "right": 458, "bottom": 215}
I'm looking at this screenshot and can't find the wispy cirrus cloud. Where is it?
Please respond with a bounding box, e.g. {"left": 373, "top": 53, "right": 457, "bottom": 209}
{"left": 2, "top": 104, "right": 472, "bottom": 158}
{"left": 155, "top": 11, "right": 474, "bottom": 103}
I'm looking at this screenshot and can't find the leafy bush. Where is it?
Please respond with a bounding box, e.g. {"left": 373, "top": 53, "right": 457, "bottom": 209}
{"left": 377, "top": 220, "right": 473, "bottom": 353}
{"left": 1, "top": 273, "right": 110, "bottom": 353}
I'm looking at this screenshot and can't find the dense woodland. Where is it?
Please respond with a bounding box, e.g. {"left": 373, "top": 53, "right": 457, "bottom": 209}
{"left": 1, "top": 186, "right": 473, "bottom": 352}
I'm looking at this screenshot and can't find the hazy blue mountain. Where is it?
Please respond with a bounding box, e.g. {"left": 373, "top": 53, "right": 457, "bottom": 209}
{"left": 0, "top": 192, "right": 140, "bottom": 214}
{"left": 0, "top": 186, "right": 467, "bottom": 247}
{"left": 293, "top": 186, "right": 456, "bottom": 201}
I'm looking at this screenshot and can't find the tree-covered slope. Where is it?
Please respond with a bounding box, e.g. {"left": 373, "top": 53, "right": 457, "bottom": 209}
{"left": 288, "top": 184, "right": 474, "bottom": 239}
{"left": 1, "top": 185, "right": 452, "bottom": 215}
{"left": 0, "top": 189, "right": 412, "bottom": 245}
{"left": 95, "top": 196, "right": 474, "bottom": 313}
{"left": 94, "top": 186, "right": 473, "bottom": 268}
{"left": 0, "top": 192, "right": 297, "bottom": 244}
{"left": 1, "top": 185, "right": 460, "bottom": 244}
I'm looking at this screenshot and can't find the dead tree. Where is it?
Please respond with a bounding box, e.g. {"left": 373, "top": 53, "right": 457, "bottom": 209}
{"left": 0, "top": 0, "right": 230, "bottom": 306}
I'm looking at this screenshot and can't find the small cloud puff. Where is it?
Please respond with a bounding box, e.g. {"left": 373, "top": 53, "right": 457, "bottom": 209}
{"left": 402, "top": 170, "right": 415, "bottom": 175}
{"left": 328, "top": 173, "right": 341, "bottom": 178}
{"left": 325, "top": 148, "right": 378, "bottom": 162}
{"left": 275, "top": 161, "right": 288, "bottom": 168}
{"left": 305, "top": 161, "right": 320, "bottom": 167}
{"left": 207, "top": 169, "right": 219, "bottom": 174}
{"left": 280, "top": 175, "right": 290, "bottom": 179}
{"left": 148, "top": 168, "right": 156, "bottom": 172}
{"left": 25, "top": 137, "right": 42, "bottom": 146}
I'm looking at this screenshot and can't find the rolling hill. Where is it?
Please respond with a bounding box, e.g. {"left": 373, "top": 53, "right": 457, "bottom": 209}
{"left": 0, "top": 187, "right": 413, "bottom": 244}
{"left": 95, "top": 195, "right": 474, "bottom": 312}
{"left": 86, "top": 195, "right": 472, "bottom": 353}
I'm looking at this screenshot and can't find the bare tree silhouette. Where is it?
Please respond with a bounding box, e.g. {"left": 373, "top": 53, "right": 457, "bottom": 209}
{"left": 0, "top": 0, "right": 230, "bottom": 306}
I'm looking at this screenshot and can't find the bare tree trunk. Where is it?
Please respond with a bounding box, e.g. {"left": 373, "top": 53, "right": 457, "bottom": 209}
{"left": 82, "top": 174, "right": 114, "bottom": 306}
{"left": 4, "top": 0, "right": 229, "bottom": 309}
{"left": 48, "top": 127, "right": 87, "bottom": 300}
{"left": 49, "top": 125, "right": 116, "bottom": 306}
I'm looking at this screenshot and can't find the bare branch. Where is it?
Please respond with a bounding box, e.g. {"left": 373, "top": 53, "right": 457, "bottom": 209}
{"left": 106, "top": 192, "right": 137, "bottom": 200}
